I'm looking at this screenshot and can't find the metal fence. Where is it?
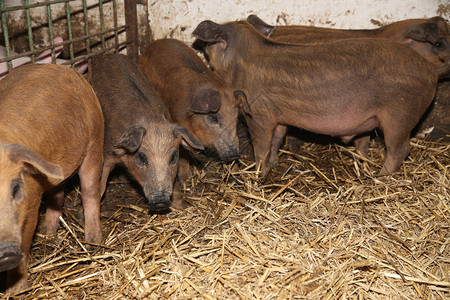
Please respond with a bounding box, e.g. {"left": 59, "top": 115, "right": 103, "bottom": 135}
{"left": 0, "top": 0, "right": 138, "bottom": 76}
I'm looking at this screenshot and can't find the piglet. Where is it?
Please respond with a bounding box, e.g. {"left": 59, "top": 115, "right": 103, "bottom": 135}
{"left": 138, "top": 39, "right": 250, "bottom": 207}
{"left": 0, "top": 64, "right": 104, "bottom": 292}
{"left": 87, "top": 53, "right": 204, "bottom": 211}
{"left": 194, "top": 20, "right": 440, "bottom": 177}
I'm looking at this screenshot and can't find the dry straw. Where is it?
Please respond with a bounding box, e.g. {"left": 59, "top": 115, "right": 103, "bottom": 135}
{"left": 2, "top": 137, "right": 449, "bottom": 299}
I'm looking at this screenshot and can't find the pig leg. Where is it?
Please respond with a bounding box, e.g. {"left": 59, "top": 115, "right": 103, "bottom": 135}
{"left": 100, "top": 156, "right": 116, "bottom": 197}
{"left": 269, "top": 125, "right": 287, "bottom": 169}
{"left": 171, "top": 179, "right": 189, "bottom": 209}
{"left": 43, "top": 187, "right": 65, "bottom": 234}
{"left": 379, "top": 128, "right": 411, "bottom": 175}
{"left": 78, "top": 150, "right": 103, "bottom": 246}
{"left": 171, "top": 156, "right": 191, "bottom": 209}
{"left": 353, "top": 135, "right": 371, "bottom": 158}
{"left": 6, "top": 182, "right": 43, "bottom": 293}
{"left": 246, "top": 117, "right": 276, "bottom": 177}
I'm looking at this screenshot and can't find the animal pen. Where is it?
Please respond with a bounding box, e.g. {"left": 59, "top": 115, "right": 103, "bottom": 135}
{"left": 0, "top": 0, "right": 449, "bottom": 299}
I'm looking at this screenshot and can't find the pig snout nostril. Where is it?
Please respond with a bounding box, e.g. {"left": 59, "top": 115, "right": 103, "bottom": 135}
{"left": 0, "top": 244, "right": 23, "bottom": 272}
{"left": 221, "top": 150, "right": 240, "bottom": 163}
{"left": 147, "top": 192, "right": 172, "bottom": 211}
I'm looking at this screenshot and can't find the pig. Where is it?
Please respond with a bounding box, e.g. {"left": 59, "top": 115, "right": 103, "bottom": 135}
{"left": 193, "top": 20, "right": 440, "bottom": 177}
{"left": 0, "top": 64, "right": 104, "bottom": 292}
{"left": 87, "top": 53, "right": 204, "bottom": 211}
{"left": 138, "top": 39, "right": 250, "bottom": 207}
{"left": 247, "top": 15, "right": 450, "bottom": 145}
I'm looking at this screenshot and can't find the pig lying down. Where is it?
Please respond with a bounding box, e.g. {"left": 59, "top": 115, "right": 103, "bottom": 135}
{"left": 0, "top": 64, "right": 104, "bottom": 292}
{"left": 193, "top": 20, "right": 440, "bottom": 177}
{"left": 88, "top": 53, "right": 203, "bottom": 211}
{"left": 139, "top": 38, "right": 250, "bottom": 207}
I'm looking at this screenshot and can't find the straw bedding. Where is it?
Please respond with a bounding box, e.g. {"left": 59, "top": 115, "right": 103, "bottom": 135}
{"left": 1, "top": 137, "right": 449, "bottom": 299}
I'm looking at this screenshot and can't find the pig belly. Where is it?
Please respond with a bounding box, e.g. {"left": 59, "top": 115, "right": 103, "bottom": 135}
{"left": 297, "top": 114, "right": 380, "bottom": 138}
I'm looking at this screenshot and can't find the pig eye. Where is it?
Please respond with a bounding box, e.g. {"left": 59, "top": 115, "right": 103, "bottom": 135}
{"left": 135, "top": 151, "right": 148, "bottom": 167}
{"left": 11, "top": 180, "right": 23, "bottom": 202}
{"left": 434, "top": 39, "right": 445, "bottom": 49}
{"left": 169, "top": 150, "right": 178, "bottom": 165}
{"left": 206, "top": 113, "right": 219, "bottom": 125}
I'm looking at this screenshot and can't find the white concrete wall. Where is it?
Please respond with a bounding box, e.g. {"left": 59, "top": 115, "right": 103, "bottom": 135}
{"left": 148, "top": 0, "right": 449, "bottom": 42}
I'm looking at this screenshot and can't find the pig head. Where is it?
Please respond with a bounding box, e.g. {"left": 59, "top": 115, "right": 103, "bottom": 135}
{"left": 89, "top": 53, "right": 203, "bottom": 211}
{"left": 139, "top": 38, "right": 250, "bottom": 163}
{"left": 247, "top": 15, "right": 450, "bottom": 78}
{"left": 0, "top": 144, "right": 63, "bottom": 273}
{"left": 109, "top": 122, "right": 203, "bottom": 210}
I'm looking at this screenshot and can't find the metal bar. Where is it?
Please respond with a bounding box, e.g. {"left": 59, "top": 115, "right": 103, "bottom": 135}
{"left": 65, "top": 0, "right": 75, "bottom": 63}
{"left": 83, "top": 0, "right": 92, "bottom": 70}
{"left": 98, "top": 0, "right": 105, "bottom": 49}
{"left": 0, "top": 25, "right": 127, "bottom": 64}
{"left": 124, "top": 0, "right": 138, "bottom": 61}
{"left": 46, "top": 0, "right": 56, "bottom": 63}
{"left": 24, "top": 0, "right": 35, "bottom": 63}
{"left": 113, "top": 0, "right": 119, "bottom": 51}
{"left": 0, "top": 0, "right": 12, "bottom": 72}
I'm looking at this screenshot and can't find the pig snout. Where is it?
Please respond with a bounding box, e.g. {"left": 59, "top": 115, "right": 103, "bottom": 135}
{"left": 0, "top": 243, "right": 23, "bottom": 272}
{"left": 147, "top": 191, "right": 172, "bottom": 211}
{"left": 219, "top": 148, "right": 240, "bottom": 162}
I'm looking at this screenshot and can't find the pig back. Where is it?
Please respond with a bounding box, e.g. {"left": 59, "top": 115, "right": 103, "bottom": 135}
{"left": 88, "top": 53, "right": 171, "bottom": 153}
{"left": 139, "top": 39, "right": 226, "bottom": 121}
{"left": 0, "top": 64, "right": 104, "bottom": 183}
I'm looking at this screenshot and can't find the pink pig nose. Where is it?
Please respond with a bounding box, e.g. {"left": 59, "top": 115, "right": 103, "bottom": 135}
{"left": 0, "top": 243, "right": 23, "bottom": 272}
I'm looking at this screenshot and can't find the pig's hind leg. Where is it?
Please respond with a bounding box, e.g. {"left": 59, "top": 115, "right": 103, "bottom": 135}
{"left": 78, "top": 147, "right": 103, "bottom": 246}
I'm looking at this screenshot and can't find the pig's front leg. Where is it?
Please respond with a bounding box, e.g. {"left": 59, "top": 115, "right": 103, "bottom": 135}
{"left": 43, "top": 187, "right": 65, "bottom": 235}
{"left": 269, "top": 124, "right": 287, "bottom": 169}
{"left": 171, "top": 155, "right": 190, "bottom": 209}
{"left": 246, "top": 117, "right": 276, "bottom": 178}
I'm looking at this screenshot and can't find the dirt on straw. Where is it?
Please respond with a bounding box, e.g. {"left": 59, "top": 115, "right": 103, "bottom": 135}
{"left": 1, "top": 137, "right": 449, "bottom": 299}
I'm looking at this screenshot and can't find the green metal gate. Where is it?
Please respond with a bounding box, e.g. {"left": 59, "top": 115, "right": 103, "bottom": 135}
{"left": 0, "top": 0, "right": 138, "bottom": 75}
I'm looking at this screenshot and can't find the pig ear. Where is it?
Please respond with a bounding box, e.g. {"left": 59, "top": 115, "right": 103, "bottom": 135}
{"left": 113, "top": 125, "right": 146, "bottom": 156}
{"left": 193, "top": 20, "right": 228, "bottom": 46}
{"left": 247, "top": 15, "right": 274, "bottom": 37}
{"left": 190, "top": 89, "right": 221, "bottom": 113}
{"left": 4, "top": 144, "right": 64, "bottom": 180}
{"left": 173, "top": 125, "right": 204, "bottom": 151}
{"left": 234, "top": 90, "right": 252, "bottom": 116}
{"left": 404, "top": 22, "right": 439, "bottom": 44}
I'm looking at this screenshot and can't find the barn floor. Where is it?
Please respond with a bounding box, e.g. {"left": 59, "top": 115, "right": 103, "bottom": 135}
{"left": 1, "top": 137, "right": 449, "bottom": 299}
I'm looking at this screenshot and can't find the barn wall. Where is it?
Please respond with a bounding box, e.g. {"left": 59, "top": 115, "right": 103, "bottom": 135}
{"left": 147, "top": 0, "right": 449, "bottom": 42}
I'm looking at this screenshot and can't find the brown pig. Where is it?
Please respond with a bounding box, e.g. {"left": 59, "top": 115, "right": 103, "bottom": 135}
{"left": 193, "top": 20, "right": 439, "bottom": 177}
{"left": 138, "top": 39, "right": 249, "bottom": 207}
{"left": 0, "top": 64, "right": 104, "bottom": 292}
{"left": 247, "top": 14, "right": 450, "bottom": 77}
{"left": 87, "top": 53, "right": 204, "bottom": 211}
{"left": 247, "top": 15, "right": 450, "bottom": 144}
